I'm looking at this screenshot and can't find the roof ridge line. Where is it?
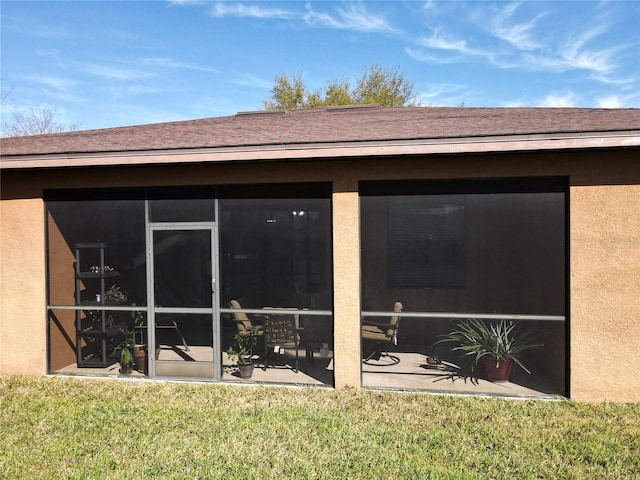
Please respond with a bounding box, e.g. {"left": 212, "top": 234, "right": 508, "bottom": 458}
{"left": 236, "top": 109, "right": 287, "bottom": 116}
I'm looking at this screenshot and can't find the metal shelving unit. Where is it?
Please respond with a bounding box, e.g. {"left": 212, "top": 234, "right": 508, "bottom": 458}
{"left": 74, "top": 243, "right": 125, "bottom": 367}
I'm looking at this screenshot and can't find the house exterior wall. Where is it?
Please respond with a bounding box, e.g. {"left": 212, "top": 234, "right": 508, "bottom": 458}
{"left": 1, "top": 148, "right": 639, "bottom": 401}
{"left": 570, "top": 184, "right": 640, "bottom": 402}
{"left": 332, "top": 179, "right": 361, "bottom": 389}
{"left": 0, "top": 196, "right": 47, "bottom": 375}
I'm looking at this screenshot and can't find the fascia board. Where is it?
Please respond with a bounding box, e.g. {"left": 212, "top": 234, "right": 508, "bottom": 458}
{"left": 1, "top": 131, "right": 639, "bottom": 170}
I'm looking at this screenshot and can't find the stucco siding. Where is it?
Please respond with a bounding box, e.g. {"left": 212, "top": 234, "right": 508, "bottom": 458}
{"left": 570, "top": 184, "right": 640, "bottom": 402}
{"left": 332, "top": 181, "right": 361, "bottom": 388}
{"left": 1, "top": 148, "right": 639, "bottom": 401}
{"left": 0, "top": 197, "right": 47, "bottom": 375}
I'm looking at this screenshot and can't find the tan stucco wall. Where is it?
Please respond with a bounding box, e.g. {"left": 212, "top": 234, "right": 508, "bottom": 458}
{"left": 332, "top": 180, "right": 362, "bottom": 388}
{"left": 2, "top": 148, "right": 640, "bottom": 402}
{"left": 0, "top": 197, "right": 47, "bottom": 375}
{"left": 570, "top": 184, "right": 640, "bottom": 402}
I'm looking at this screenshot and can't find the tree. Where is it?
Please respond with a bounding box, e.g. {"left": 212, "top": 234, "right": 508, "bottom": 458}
{"left": 1, "top": 89, "right": 81, "bottom": 137}
{"left": 262, "top": 73, "right": 308, "bottom": 110}
{"left": 263, "top": 64, "right": 419, "bottom": 110}
{"left": 354, "top": 65, "right": 415, "bottom": 107}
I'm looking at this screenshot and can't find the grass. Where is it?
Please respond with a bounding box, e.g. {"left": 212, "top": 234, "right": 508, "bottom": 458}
{"left": 1, "top": 376, "right": 638, "bottom": 479}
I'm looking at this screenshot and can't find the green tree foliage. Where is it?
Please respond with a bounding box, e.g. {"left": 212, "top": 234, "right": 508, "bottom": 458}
{"left": 263, "top": 64, "right": 419, "bottom": 110}
{"left": 263, "top": 73, "right": 308, "bottom": 110}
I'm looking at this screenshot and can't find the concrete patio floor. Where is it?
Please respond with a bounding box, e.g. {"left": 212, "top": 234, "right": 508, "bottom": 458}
{"left": 56, "top": 345, "right": 559, "bottom": 398}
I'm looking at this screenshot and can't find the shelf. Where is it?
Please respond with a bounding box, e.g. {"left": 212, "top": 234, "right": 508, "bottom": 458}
{"left": 74, "top": 242, "right": 109, "bottom": 249}
{"left": 75, "top": 242, "right": 123, "bottom": 368}
{"left": 79, "top": 300, "right": 126, "bottom": 307}
{"left": 77, "top": 271, "right": 120, "bottom": 279}
{"left": 79, "top": 322, "right": 128, "bottom": 338}
{"left": 77, "top": 357, "right": 118, "bottom": 368}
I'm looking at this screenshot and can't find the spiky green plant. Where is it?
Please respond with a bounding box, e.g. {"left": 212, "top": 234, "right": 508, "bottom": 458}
{"left": 436, "top": 318, "right": 543, "bottom": 376}
{"left": 112, "top": 329, "right": 138, "bottom": 371}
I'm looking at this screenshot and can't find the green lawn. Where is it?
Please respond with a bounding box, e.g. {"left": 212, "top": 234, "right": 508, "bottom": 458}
{"left": 1, "top": 376, "right": 638, "bottom": 479}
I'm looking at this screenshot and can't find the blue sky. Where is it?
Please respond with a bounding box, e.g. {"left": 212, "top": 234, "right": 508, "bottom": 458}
{"left": 2, "top": 0, "right": 639, "bottom": 131}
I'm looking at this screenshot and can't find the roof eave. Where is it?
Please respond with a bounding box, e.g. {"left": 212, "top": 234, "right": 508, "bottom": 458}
{"left": 1, "top": 130, "right": 639, "bottom": 170}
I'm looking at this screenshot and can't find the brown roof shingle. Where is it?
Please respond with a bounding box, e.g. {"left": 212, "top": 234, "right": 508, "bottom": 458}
{"left": 2, "top": 106, "right": 639, "bottom": 157}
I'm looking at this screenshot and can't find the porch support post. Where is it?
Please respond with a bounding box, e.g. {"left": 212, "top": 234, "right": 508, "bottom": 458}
{"left": 570, "top": 184, "right": 640, "bottom": 402}
{"left": 0, "top": 197, "right": 47, "bottom": 375}
{"left": 332, "top": 179, "right": 361, "bottom": 388}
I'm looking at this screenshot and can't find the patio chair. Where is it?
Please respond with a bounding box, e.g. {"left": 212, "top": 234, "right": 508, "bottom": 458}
{"left": 156, "top": 317, "right": 190, "bottom": 352}
{"left": 230, "top": 299, "right": 264, "bottom": 337}
{"left": 262, "top": 309, "right": 302, "bottom": 372}
{"left": 362, "top": 301, "right": 403, "bottom": 364}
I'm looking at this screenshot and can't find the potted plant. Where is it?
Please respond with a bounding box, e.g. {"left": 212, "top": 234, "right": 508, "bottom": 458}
{"left": 132, "top": 345, "right": 146, "bottom": 374}
{"left": 113, "top": 329, "right": 140, "bottom": 375}
{"left": 130, "top": 304, "right": 148, "bottom": 373}
{"left": 436, "top": 318, "right": 543, "bottom": 382}
{"left": 105, "top": 284, "right": 128, "bottom": 304}
{"left": 226, "top": 326, "right": 260, "bottom": 379}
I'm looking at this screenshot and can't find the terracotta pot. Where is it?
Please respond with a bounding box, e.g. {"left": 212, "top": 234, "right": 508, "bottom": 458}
{"left": 480, "top": 356, "right": 513, "bottom": 382}
{"left": 133, "top": 350, "right": 146, "bottom": 374}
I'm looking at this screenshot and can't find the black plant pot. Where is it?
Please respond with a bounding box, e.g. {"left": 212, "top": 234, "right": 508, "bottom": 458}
{"left": 238, "top": 363, "right": 254, "bottom": 379}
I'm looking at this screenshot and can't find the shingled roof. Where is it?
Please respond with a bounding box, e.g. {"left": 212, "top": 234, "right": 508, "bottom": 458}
{"left": 2, "top": 106, "right": 639, "bottom": 156}
{"left": 2, "top": 106, "right": 639, "bottom": 170}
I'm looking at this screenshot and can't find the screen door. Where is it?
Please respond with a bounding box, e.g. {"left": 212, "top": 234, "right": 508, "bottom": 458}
{"left": 149, "top": 226, "right": 217, "bottom": 379}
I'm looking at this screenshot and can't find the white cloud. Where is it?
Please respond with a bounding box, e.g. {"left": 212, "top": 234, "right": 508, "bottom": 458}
{"left": 142, "top": 58, "right": 218, "bottom": 73}
{"left": 82, "top": 63, "right": 156, "bottom": 81}
{"left": 99, "top": 84, "right": 176, "bottom": 105}
{"left": 518, "top": 21, "right": 628, "bottom": 83}
{"left": 168, "top": 0, "right": 206, "bottom": 5}
{"left": 42, "top": 90, "right": 87, "bottom": 104}
{"left": 411, "top": 30, "right": 505, "bottom": 68}
{"left": 3, "top": 13, "right": 73, "bottom": 38}
{"left": 419, "top": 30, "right": 470, "bottom": 53}
{"left": 559, "top": 24, "right": 622, "bottom": 77}
{"left": 415, "top": 83, "right": 466, "bottom": 106}
{"left": 563, "top": 45, "right": 621, "bottom": 77}
{"left": 36, "top": 49, "right": 66, "bottom": 66}
{"left": 595, "top": 91, "right": 640, "bottom": 108}
{"left": 210, "top": 3, "right": 295, "bottom": 19}
{"left": 409, "top": 1, "right": 635, "bottom": 86}
{"left": 203, "top": 2, "right": 396, "bottom": 33}
{"left": 518, "top": 53, "right": 569, "bottom": 72}
{"left": 303, "top": 2, "right": 396, "bottom": 33}
{"left": 490, "top": 2, "right": 545, "bottom": 51}
{"left": 21, "top": 75, "right": 77, "bottom": 92}
{"left": 231, "top": 74, "right": 273, "bottom": 90}
{"left": 17, "top": 74, "right": 86, "bottom": 103}
{"left": 591, "top": 73, "right": 638, "bottom": 87}
{"left": 596, "top": 95, "right": 623, "bottom": 108}
{"left": 418, "top": 83, "right": 464, "bottom": 99}
{"left": 405, "top": 47, "right": 460, "bottom": 64}
{"left": 539, "top": 93, "right": 575, "bottom": 107}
